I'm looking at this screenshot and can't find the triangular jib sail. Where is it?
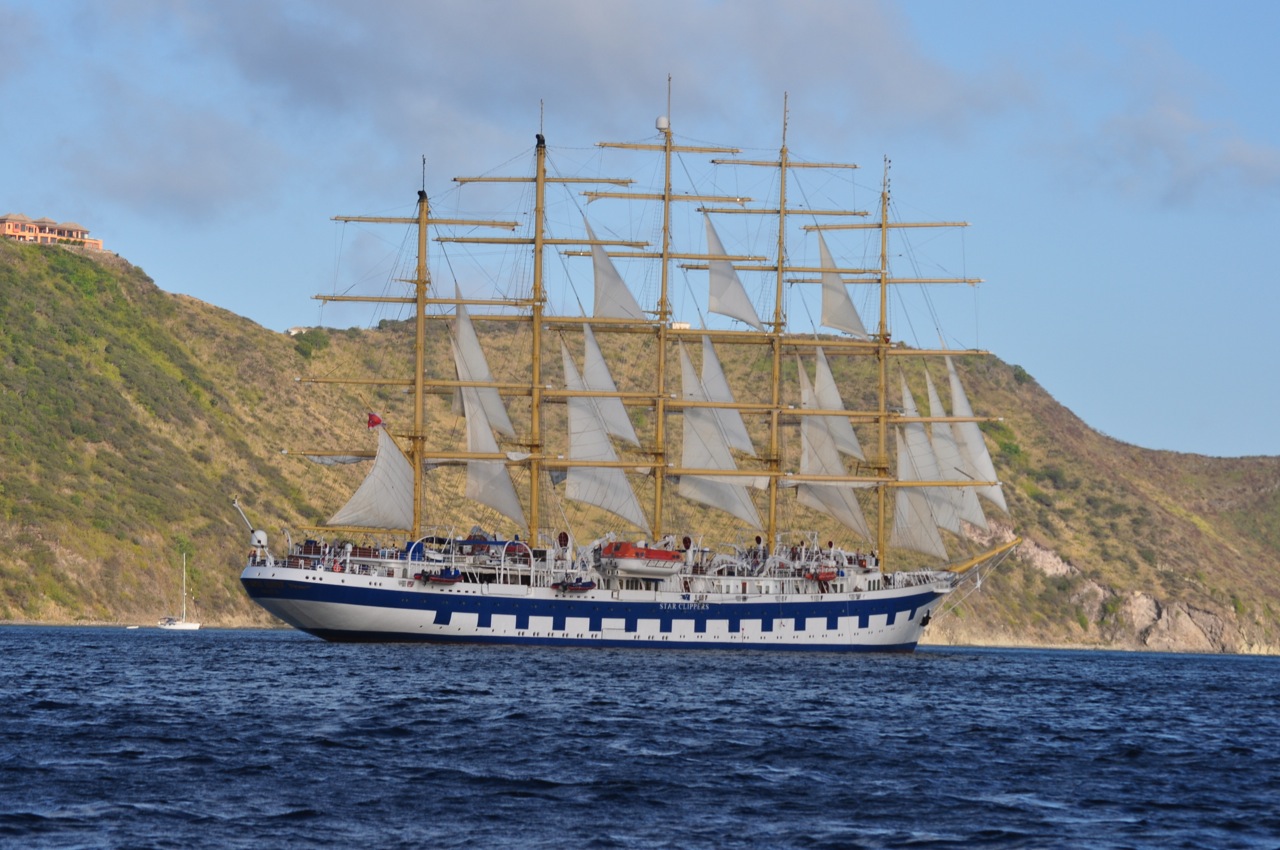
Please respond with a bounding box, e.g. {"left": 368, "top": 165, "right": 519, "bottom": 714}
{"left": 452, "top": 292, "right": 516, "bottom": 439}
{"left": 561, "top": 340, "right": 650, "bottom": 533}
{"left": 677, "top": 343, "right": 764, "bottom": 529}
{"left": 818, "top": 232, "right": 868, "bottom": 338}
{"left": 796, "top": 357, "right": 871, "bottom": 540}
{"left": 890, "top": 427, "right": 948, "bottom": 559}
{"left": 705, "top": 214, "right": 764, "bottom": 331}
{"left": 899, "top": 373, "right": 962, "bottom": 535}
{"left": 326, "top": 426, "right": 415, "bottom": 531}
{"left": 813, "top": 347, "right": 865, "bottom": 460}
{"left": 581, "top": 324, "right": 639, "bottom": 446}
{"left": 586, "top": 219, "right": 646, "bottom": 321}
{"left": 925, "top": 368, "right": 987, "bottom": 529}
{"left": 946, "top": 355, "right": 1008, "bottom": 513}
{"left": 700, "top": 335, "right": 755, "bottom": 456}
{"left": 456, "top": 354, "right": 527, "bottom": 530}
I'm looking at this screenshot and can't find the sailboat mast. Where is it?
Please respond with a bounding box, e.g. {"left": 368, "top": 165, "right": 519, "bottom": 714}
{"left": 527, "top": 134, "right": 548, "bottom": 541}
{"left": 652, "top": 114, "right": 674, "bottom": 539}
{"left": 765, "top": 99, "right": 791, "bottom": 548}
{"left": 875, "top": 161, "right": 890, "bottom": 559}
{"left": 594, "top": 103, "right": 740, "bottom": 540}
{"left": 413, "top": 190, "right": 430, "bottom": 539}
{"left": 699, "top": 102, "right": 869, "bottom": 548}
{"left": 319, "top": 195, "right": 518, "bottom": 538}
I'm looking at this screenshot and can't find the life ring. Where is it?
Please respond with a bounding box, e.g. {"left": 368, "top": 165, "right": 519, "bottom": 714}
{"left": 332, "top": 563, "right": 341, "bottom": 572}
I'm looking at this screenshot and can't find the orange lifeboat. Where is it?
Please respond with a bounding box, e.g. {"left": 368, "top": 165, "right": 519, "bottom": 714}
{"left": 602, "top": 541, "right": 684, "bottom": 577}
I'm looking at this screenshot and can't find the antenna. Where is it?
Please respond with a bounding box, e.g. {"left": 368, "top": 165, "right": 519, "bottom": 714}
{"left": 421, "top": 155, "right": 427, "bottom": 192}
{"left": 782, "top": 92, "right": 789, "bottom": 147}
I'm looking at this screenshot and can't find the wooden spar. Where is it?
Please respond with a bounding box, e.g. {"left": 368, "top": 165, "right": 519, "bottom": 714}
{"left": 945, "top": 536, "right": 1023, "bottom": 575}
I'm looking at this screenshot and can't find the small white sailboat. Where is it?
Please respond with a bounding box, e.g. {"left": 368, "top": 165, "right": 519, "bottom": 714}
{"left": 158, "top": 553, "right": 201, "bottom": 630}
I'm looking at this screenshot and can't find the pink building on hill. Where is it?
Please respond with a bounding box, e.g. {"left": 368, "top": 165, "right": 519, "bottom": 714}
{"left": 0, "top": 213, "right": 104, "bottom": 251}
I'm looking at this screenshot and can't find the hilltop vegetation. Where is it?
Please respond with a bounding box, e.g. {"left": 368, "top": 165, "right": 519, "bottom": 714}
{"left": 1, "top": 239, "right": 1278, "bottom": 651}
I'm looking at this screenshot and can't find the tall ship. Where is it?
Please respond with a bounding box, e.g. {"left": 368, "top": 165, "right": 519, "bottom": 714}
{"left": 239, "top": 102, "right": 1019, "bottom": 650}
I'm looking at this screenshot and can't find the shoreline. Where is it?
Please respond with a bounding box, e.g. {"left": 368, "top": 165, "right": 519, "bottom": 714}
{"left": 3, "top": 619, "right": 1276, "bottom": 656}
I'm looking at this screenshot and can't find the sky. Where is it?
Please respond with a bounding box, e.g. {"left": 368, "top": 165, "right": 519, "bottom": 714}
{"left": 4, "top": 0, "right": 1279, "bottom": 458}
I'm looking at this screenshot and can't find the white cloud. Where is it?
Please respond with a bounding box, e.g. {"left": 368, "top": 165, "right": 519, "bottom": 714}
{"left": 1052, "top": 37, "right": 1280, "bottom": 206}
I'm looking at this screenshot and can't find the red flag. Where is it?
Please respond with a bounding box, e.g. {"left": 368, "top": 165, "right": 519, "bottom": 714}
{"left": 367, "top": 412, "right": 383, "bottom": 429}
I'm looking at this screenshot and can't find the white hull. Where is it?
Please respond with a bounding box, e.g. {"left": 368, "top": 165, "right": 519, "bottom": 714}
{"left": 241, "top": 560, "right": 951, "bottom": 651}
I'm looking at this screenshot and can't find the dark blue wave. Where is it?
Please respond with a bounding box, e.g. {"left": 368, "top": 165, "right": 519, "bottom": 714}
{"left": 1, "top": 627, "right": 1279, "bottom": 849}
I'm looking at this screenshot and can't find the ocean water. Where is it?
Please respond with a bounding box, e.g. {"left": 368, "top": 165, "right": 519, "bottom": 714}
{"left": 1, "top": 627, "right": 1278, "bottom": 849}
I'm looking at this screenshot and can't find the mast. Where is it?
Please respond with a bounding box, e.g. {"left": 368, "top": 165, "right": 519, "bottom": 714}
{"left": 453, "top": 137, "right": 638, "bottom": 543}
{"left": 528, "top": 133, "right": 547, "bottom": 539}
{"left": 702, "top": 115, "right": 995, "bottom": 568}
{"left": 592, "top": 102, "right": 742, "bottom": 538}
{"left": 705, "top": 99, "right": 865, "bottom": 549}
{"left": 827, "top": 157, "right": 989, "bottom": 567}
{"left": 876, "top": 161, "right": 890, "bottom": 556}
{"left": 318, "top": 193, "right": 518, "bottom": 538}
{"left": 654, "top": 110, "right": 674, "bottom": 539}
{"left": 766, "top": 100, "right": 789, "bottom": 547}
{"left": 413, "top": 190, "right": 430, "bottom": 536}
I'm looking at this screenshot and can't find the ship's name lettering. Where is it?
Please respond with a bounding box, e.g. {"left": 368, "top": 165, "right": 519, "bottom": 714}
{"left": 659, "top": 602, "right": 710, "bottom": 611}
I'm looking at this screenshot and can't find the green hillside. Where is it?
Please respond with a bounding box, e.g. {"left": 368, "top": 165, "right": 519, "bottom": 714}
{"left": 2, "top": 239, "right": 1278, "bottom": 651}
{"left": 0, "top": 241, "right": 326, "bottom": 625}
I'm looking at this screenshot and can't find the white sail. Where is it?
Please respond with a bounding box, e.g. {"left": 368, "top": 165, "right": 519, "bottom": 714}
{"left": 459, "top": 380, "right": 527, "bottom": 530}
{"left": 326, "top": 426, "right": 415, "bottom": 531}
{"left": 585, "top": 219, "right": 646, "bottom": 321}
{"left": 813, "top": 347, "right": 865, "bottom": 460}
{"left": 678, "top": 343, "right": 763, "bottom": 529}
{"left": 946, "top": 355, "right": 1008, "bottom": 512}
{"left": 796, "top": 359, "right": 871, "bottom": 539}
{"left": 890, "top": 428, "right": 948, "bottom": 559}
{"left": 705, "top": 214, "right": 764, "bottom": 331}
{"left": 561, "top": 341, "right": 650, "bottom": 533}
{"left": 926, "top": 369, "right": 988, "bottom": 529}
{"left": 900, "top": 374, "right": 962, "bottom": 535}
{"left": 818, "top": 232, "right": 868, "bottom": 338}
{"left": 581, "top": 324, "right": 639, "bottom": 446}
{"left": 700, "top": 335, "right": 756, "bottom": 456}
{"left": 452, "top": 293, "right": 516, "bottom": 439}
